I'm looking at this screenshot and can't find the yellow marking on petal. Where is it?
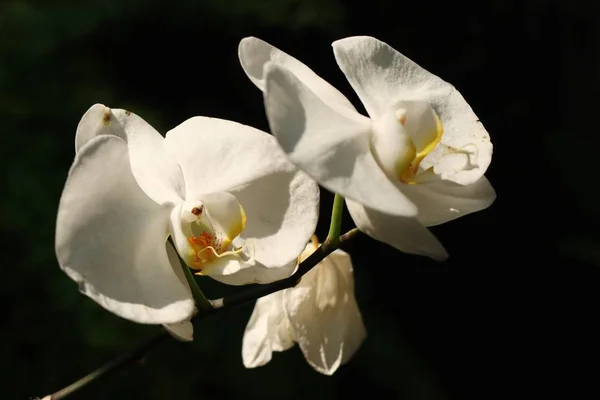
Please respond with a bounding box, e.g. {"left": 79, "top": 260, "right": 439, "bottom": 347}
{"left": 399, "top": 114, "right": 443, "bottom": 184}
{"left": 193, "top": 242, "right": 250, "bottom": 275}
{"left": 222, "top": 203, "right": 247, "bottom": 243}
{"left": 238, "top": 204, "right": 247, "bottom": 234}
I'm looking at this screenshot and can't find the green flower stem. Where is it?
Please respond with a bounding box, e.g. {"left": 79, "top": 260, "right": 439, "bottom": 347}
{"left": 37, "top": 227, "right": 361, "bottom": 400}
{"left": 326, "top": 194, "right": 345, "bottom": 246}
{"left": 181, "top": 260, "right": 212, "bottom": 312}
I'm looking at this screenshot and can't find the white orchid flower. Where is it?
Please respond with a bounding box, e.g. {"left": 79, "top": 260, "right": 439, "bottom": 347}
{"left": 242, "top": 237, "right": 366, "bottom": 375}
{"left": 56, "top": 104, "right": 319, "bottom": 340}
{"left": 238, "top": 36, "right": 496, "bottom": 260}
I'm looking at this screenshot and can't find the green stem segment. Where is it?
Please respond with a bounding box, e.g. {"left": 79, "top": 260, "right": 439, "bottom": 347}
{"left": 167, "top": 236, "right": 211, "bottom": 312}
{"left": 181, "top": 260, "right": 212, "bottom": 312}
{"left": 327, "top": 194, "right": 345, "bottom": 246}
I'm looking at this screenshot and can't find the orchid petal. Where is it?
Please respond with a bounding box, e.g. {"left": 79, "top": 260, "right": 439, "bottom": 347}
{"left": 75, "top": 103, "right": 127, "bottom": 150}
{"left": 403, "top": 176, "right": 497, "bottom": 227}
{"left": 264, "top": 62, "right": 417, "bottom": 217}
{"left": 164, "top": 117, "right": 303, "bottom": 199}
{"left": 56, "top": 135, "right": 194, "bottom": 324}
{"left": 346, "top": 198, "right": 448, "bottom": 261}
{"left": 238, "top": 37, "right": 356, "bottom": 114}
{"left": 203, "top": 259, "right": 297, "bottom": 286}
{"left": 164, "top": 117, "right": 318, "bottom": 284}
{"left": 163, "top": 320, "right": 194, "bottom": 342}
{"left": 229, "top": 168, "right": 319, "bottom": 271}
{"left": 284, "top": 248, "right": 366, "bottom": 375}
{"left": 333, "top": 36, "right": 492, "bottom": 185}
{"left": 242, "top": 291, "right": 295, "bottom": 368}
{"left": 75, "top": 103, "right": 184, "bottom": 205}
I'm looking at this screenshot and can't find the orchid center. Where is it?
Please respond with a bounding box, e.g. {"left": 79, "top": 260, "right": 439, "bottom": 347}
{"left": 169, "top": 193, "right": 248, "bottom": 272}
{"left": 370, "top": 100, "right": 443, "bottom": 184}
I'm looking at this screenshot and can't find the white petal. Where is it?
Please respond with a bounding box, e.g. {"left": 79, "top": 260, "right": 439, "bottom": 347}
{"left": 420, "top": 89, "right": 493, "bottom": 186}
{"left": 238, "top": 37, "right": 356, "bottom": 114}
{"left": 164, "top": 116, "right": 301, "bottom": 200}
{"left": 75, "top": 104, "right": 184, "bottom": 205}
{"left": 164, "top": 320, "right": 194, "bottom": 342}
{"left": 242, "top": 291, "right": 295, "bottom": 368}
{"left": 55, "top": 135, "right": 194, "bottom": 324}
{"left": 332, "top": 36, "right": 450, "bottom": 119}
{"left": 229, "top": 168, "right": 319, "bottom": 271}
{"left": 264, "top": 63, "right": 417, "bottom": 217}
{"left": 284, "top": 249, "right": 367, "bottom": 375}
{"left": 346, "top": 198, "right": 448, "bottom": 261}
{"left": 333, "top": 36, "right": 492, "bottom": 185}
{"left": 402, "top": 176, "right": 497, "bottom": 227}
{"left": 206, "top": 259, "right": 298, "bottom": 286}
{"left": 75, "top": 104, "right": 127, "bottom": 151}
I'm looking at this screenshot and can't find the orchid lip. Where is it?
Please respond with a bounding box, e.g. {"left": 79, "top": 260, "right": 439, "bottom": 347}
{"left": 170, "top": 194, "right": 250, "bottom": 272}
{"left": 370, "top": 101, "right": 443, "bottom": 185}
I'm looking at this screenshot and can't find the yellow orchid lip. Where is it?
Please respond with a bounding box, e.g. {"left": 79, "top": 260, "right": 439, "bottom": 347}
{"left": 398, "top": 113, "right": 443, "bottom": 184}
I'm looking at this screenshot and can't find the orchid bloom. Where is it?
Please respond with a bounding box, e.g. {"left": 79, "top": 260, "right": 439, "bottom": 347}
{"left": 55, "top": 104, "right": 319, "bottom": 340}
{"left": 238, "top": 36, "right": 496, "bottom": 260}
{"left": 242, "top": 236, "right": 366, "bottom": 375}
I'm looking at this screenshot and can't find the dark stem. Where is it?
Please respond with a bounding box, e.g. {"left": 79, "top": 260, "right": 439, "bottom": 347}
{"left": 38, "top": 228, "right": 361, "bottom": 400}
{"left": 39, "top": 333, "right": 169, "bottom": 400}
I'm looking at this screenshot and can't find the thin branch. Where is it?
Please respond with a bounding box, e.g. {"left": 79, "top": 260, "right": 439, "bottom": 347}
{"left": 37, "top": 228, "right": 361, "bottom": 400}
{"left": 36, "top": 333, "right": 169, "bottom": 400}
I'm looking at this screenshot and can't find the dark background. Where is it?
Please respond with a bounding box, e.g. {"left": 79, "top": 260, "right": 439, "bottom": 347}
{"left": 1, "top": 0, "right": 597, "bottom": 399}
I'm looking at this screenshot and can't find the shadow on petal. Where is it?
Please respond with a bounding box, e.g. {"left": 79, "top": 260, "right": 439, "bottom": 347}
{"left": 346, "top": 198, "right": 448, "bottom": 261}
